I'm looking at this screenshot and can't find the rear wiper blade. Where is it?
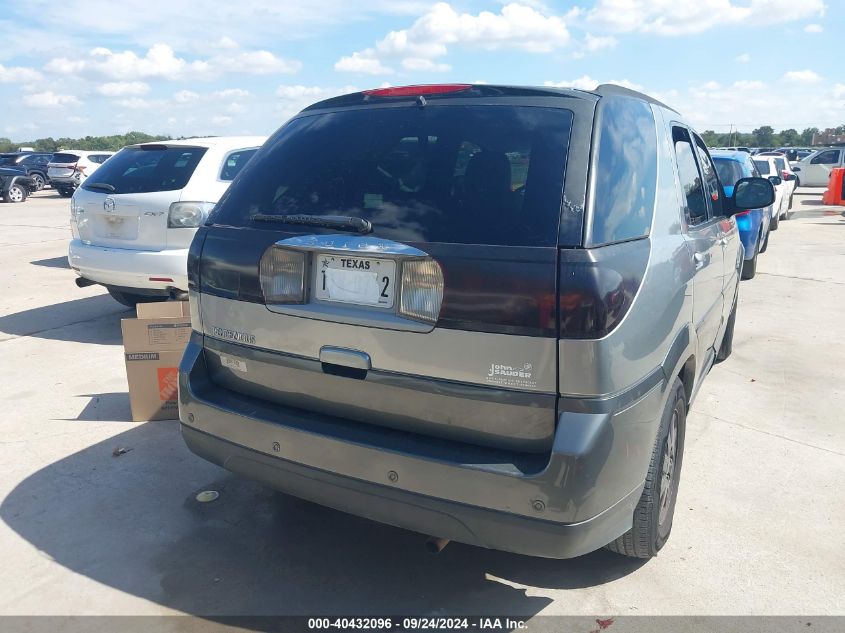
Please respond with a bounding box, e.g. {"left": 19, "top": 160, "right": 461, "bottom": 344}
{"left": 85, "top": 182, "right": 115, "bottom": 192}
{"left": 253, "top": 213, "right": 373, "bottom": 234}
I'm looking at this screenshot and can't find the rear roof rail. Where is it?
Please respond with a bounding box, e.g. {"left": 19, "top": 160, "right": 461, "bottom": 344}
{"left": 593, "top": 84, "right": 679, "bottom": 114}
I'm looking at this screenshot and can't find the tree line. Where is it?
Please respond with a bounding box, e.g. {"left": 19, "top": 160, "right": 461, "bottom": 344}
{"left": 0, "top": 132, "right": 171, "bottom": 153}
{"left": 700, "top": 125, "right": 845, "bottom": 148}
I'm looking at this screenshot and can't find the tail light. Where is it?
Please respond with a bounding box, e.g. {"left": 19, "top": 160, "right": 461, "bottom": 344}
{"left": 168, "top": 201, "right": 215, "bottom": 228}
{"left": 364, "top": 84, "right": 472, "bottom": 97}
{"left": 259, "top": 246, "right": 305, "bottom": 304}
{"left": 733, "top": 210, "right": 752, "bottom": 231}
{"left": 558, "top": 240, "right": 649, "bottom": 339}
{"left": 399, "top": 259, "right": 444, "bottom": 324}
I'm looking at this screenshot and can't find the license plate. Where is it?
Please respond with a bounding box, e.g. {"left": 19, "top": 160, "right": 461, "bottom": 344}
{"left": 314, "top": 254, "right": 396, "bottom": 308}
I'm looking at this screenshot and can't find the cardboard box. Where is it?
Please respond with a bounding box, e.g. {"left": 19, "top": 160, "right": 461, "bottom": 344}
{"left": 121, "top": 301, "right": 192, "bottom": 421}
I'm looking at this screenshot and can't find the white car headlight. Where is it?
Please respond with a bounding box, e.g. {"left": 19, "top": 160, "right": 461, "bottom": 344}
{"left": 168, "top": 201, "right": 215, "bottom": 228}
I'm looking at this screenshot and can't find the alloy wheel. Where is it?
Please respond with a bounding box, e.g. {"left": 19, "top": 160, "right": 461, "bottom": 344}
{"left": 658, "top": 409, "right": 679, "bottom": 525}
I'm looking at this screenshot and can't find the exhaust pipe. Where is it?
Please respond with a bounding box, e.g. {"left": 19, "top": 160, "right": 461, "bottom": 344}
{"left": 75, "top": 277, "right": 97, "bottom": 288}
{"left": 425, "top": 536, "right": 450, "bottom": 554}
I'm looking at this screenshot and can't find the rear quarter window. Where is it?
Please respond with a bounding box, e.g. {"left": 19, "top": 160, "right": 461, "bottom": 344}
{"left": 753, "top": 159, "right": 771, "bottom": 175}
{"left": 80, "top": 146, "right": 208, "bottom": 194}
{"left": 220, "top": 148, "right": 258, "bottom": 181}
{"left": 587, "top": 96, "right": 657, "bottom": 246}
{"left": 713, "top": 158, "right": 745, "bottom": 185}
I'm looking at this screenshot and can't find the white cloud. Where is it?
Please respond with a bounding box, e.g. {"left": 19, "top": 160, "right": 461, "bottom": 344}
{"left": 22, "top": 91, "right": 81, "bottom": 107}
{"left": 783, "top": 70, "right": 822, "bottom": 83}
{"left": 736, "top": 53, "right": 751, "bottom": 63}
{"left": 803, "top": 23, "right": 823, "bottom": 33}
{"left": 114, "top": 97, "right": 158, "bottom": 109}
{"left": 334, "top": 52, "right": 394, "bottom": 75}
{"left": 584, "top": 33, "right": 617, "bottom": 51}
{"left": 335, "top": 2, "right": 571, "bottom": 75}
{"left": 45, "top": 43, "right": 299, "bottom": 82}
{"left": 215, "top": 50, "right": 300, "bottom": 75}
{"left": 544, "top": 76, "right": 643, "bottom": 91}
{"left": 0, "top": 64, "right": 43, "bottom": 83}
{"left": 96, "top": 81, "right": 150, "bottom": 97}
{"left": 212, "top": 115, "right": 232, "bottom": 125}
{"left": 588, "top": 0, "right": 826, "bottom": 35}
{"left": 213, "top": 88, "right": 252, "bottom": 99}
{"left": 173, "top": 89, "right": 200, "bottom": 103}
{"left": 274, "top": 85, "right": 359, "bottom": 120}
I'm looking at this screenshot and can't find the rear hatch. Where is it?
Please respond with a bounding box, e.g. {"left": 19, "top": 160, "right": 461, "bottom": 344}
{"left": 196, "top": 87, "right": 592, "bottom": 453}
{"left": 73, "top": 145, "right": 207, "bottom": 250}
{"left": 47, "top": 152, "right": 80, "bottom": 180}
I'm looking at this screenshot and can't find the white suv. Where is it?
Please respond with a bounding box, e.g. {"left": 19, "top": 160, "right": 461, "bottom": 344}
{"left": 48, "top": 150, "right": 116, "bottom": 197}
{"left": 68, "top": 137, "right": 266, "bottom": 307}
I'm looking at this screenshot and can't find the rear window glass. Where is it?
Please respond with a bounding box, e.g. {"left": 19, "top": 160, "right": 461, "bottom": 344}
{"left": 0, "top": 155, "right": 19, "bottom": 165}
{"left": 713, "top": 158, "right": 746, "bottom": 185}
{"left": 774, "top": 157, "right": 787, "bottom": 172}
{"left": 209, "top": 105, "right": 573, "bottom": 247}
{"left": 52, "top": 153, "right": 80, "bottom": 164}
{"left": 753, "top": 159, "right": 771, "bottom": 175}
{"left": 220, "top": 148, "right": 258, "bottom": 181}
{"left": 81, "top": 146, "right": 207, "bottom": 194}
{"left": 589, "top": 97, "right": 657, "bottom": 245}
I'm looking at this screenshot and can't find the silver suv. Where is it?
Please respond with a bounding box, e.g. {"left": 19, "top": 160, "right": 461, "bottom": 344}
{"left": 178, "top": 84, "right": 774, "bottom": 558}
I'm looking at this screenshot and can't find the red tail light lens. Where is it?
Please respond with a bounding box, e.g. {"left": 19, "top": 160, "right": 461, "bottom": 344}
{"left": 733, "top": 210, "right": 751, "bottom": 217}
{"left": 363, "top": 84, "right": 472, "bottom": 97}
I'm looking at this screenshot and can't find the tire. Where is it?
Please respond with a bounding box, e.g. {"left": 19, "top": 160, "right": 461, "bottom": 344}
{"left": 758, "top": 228, "right": 769, "bottom": 254}
{"left": 107, "top": 288, "right": 169, "bottom": 308}
{"left": 3, "top": 183, "right": 27, "bottom": 203}
{"left": 30, "top": 173, "right": 46, "bottom": 191}
{"left": 770, "top": 212, "right": 779, "bottom": 231}
{"left": 741, "top": 249, "right": 758, "bottom": 280}
{"left": 605, "top": 378, "right": 687, "bottom": 558}
{"left": 58, "top": 188, "right": 74, "bottom": 198}
{"left": 716, "top": 293, "right": 737, "bottom": 363}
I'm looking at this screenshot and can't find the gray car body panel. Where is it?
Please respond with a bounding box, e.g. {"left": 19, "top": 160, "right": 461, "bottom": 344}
{"left": 178, "top": 86, "right": 740, "bottom": 558}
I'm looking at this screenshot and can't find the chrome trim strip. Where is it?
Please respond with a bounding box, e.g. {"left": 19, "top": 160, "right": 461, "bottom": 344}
{"left": 275, "top": 234, "right": 428, "bottom": 257}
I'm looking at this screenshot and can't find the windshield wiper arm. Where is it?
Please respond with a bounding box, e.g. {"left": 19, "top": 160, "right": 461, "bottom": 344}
{"left": 253, "top": 213, "right": 373, "bottom": 234}
{"left": 85, "top": 182, "right": 115, "bottom": 192}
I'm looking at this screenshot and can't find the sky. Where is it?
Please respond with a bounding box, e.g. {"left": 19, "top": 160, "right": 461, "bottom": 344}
{"left": 0, "top": 0, "right": 841, "bottom": 141}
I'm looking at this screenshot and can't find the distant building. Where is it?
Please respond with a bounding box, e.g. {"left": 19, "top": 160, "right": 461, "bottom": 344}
{"left": 812, "top": 129, "right": 845, "bottom": 146}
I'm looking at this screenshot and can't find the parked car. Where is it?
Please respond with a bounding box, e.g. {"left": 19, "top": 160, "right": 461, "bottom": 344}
{"left": 791, "top": 147, "right": 845, "bottom": 187}
{"left": 177, "top": 84, "right": 774, "bottom": 560}
{"left": 0, "top": 167, "right": 36, "bottom": 203}
{"left": 0, "top": 152, "right": 53, "bottom": 190}
{"left": 776, "top": 147, "right": 813, "bottom": 164}
{"left": 68, "top": 137, "right": 266, "bottom": 307}
{"left": 48, "top": 151, "right": 115, "bottom": 197}
{"left": 712, "top": 150, "right": 775, "bottom": 278}
{"left": 755, "top": 152, "right": 797, "bottom": 213}
{"left": 752, "top": 156, "right": 790, "bottom": 228}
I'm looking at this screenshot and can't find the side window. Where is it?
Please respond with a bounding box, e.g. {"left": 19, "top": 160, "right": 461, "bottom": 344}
{"left": 811, "top": 150, "right": 839, "bottom": 165}
{"left": 220, "top": 148, "right": 258, "bottom": 181}
{"left": 692, "top": 134, "right": 724, "bottom": 218}
{"left": 589, "top": 96, "right": 658, "bottom": 245}
{"left": 672, "top": 126, "right": 708, "bottom": 227}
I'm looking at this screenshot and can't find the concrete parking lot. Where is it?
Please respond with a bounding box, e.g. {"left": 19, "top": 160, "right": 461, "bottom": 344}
{"left": 0, "top": 189, "right": 843, "bottom": 617}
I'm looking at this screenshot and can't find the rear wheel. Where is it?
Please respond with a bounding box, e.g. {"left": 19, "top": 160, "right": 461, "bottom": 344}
{"left": 107, "top": 288, "right": 169, "bottom": 309}
{"left": 741, "top": 247, "right": 758, "bottom": 280}
{"left": 58, "top": 188, "right": 73, "bottom": 198}
{"left": 606, "top": 377, "right": 686, "bottom": 558}
{"left": 3, "top": 183, "right": 27, "bottom": 203}
{"left": 31, "top": 173, "right": 46, "bottom": 191}
{"left": 770, "top": 212, "right": 779, "bottom": 231}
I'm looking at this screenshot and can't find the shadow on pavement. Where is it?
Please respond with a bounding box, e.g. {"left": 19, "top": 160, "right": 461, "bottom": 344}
{"left": 59, "top": 393, "right": 133, "bottom": 422}
{"left": 30, "top": 256, "right": 70, "bottom": 269}
{"left": 0, "top": 421, "right": 647, "bottom": 617}
{"left": 0, "top": 295, "right": 128, "bottom": 344}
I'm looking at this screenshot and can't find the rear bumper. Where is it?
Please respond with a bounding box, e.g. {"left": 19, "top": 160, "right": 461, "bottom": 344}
{"left": 68, "top": 239, "right": 189, "bottom": 291}
{"left": 179, "top": 335, "right": 669, "bottom": 558}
